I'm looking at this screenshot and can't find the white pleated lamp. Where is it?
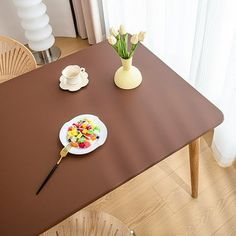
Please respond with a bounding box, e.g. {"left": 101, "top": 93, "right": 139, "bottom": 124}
{"left": 13, "top": 0, "right": 61, "bottom": 64}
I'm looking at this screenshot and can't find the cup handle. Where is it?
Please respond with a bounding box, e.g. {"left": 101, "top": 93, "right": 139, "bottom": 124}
{"left": 80, "top": 67, "right": 85, "bottom": 73}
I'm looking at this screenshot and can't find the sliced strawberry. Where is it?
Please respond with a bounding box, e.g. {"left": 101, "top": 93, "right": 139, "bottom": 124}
{"left": 79, "top": 142, "right": 86, "bottom": 148}
{"left": 84, "top": 141, "right": 91, "bottom": 148}
{"left": 87, "top": 125, "right": 92, "bottom": 130}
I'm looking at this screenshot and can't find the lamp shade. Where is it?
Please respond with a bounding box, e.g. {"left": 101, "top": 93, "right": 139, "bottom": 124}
{"left": 13, "top": 0, "right": 55, "bottom": 51}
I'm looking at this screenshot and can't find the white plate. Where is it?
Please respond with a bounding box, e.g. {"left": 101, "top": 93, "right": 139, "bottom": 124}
{"left": 59, "top": 72, "right": 89, "bottom": 92}
{"left": 59, "top": 114, "right": 107, "bottom": 155}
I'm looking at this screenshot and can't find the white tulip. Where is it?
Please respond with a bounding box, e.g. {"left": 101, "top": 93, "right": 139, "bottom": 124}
{"left": 119, "top": 25, "right": 126, "bottom": 35}
{"left": 109, "top": 27, "right": 119, "bottom": 37}
{"left": 130, "top": 34, "right": 139, "bottom": 44}
{"left": 107, "top": 35, "right": 117, "bottom": 45}
{"left": 138, "top": 31, "right": 146, "bottom": 42}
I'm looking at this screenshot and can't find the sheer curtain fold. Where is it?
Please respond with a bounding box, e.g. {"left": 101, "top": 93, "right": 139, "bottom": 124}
{"left": 190, "top": 0, "right": 236, "bottom": 166}
{"left": 72, "top": 0, "right": 104, "bottom": 44}
{"left": 212, "top": 30, "right": 236, "bottom": 166}
{"left": 102, "top": 0, "right": 236, "bottom": 166}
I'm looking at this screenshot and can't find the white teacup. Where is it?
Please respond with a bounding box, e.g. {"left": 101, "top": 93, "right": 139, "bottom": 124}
{"left": 62, "top": 65, "right": 85, "bottom": 85}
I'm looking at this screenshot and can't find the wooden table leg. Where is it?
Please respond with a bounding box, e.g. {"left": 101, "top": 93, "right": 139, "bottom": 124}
{"left": 189, "top": 138, "right": 200, "bottom": 198}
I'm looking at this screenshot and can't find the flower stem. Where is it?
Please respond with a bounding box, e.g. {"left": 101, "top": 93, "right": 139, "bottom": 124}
{"left": 129, "top": 44, "right": 138, "bottom": 58}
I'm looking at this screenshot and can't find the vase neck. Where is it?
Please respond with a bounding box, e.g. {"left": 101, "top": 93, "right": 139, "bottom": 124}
{"left": 121, "top": 57, "right": 132, "bottom": 71}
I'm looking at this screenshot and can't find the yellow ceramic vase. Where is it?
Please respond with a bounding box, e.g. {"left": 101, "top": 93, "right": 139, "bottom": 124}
{"left": 114, "top": 57, "right": 142, "bottom": 89}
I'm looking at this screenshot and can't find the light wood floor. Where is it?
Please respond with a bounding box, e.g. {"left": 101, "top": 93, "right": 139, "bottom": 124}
{"left": 41, "top": 37, "right": 236, "bottom": 236}
{"left": 54, "top": 37, "right": 90, "bottom": 59}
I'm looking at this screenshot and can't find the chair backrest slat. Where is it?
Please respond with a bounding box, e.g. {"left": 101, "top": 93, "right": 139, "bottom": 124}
{"left": 41, "top": 210, "right": 133, "bottom": 236}
{"left": 0, "top": 35, "right": 37, "bottom": 83}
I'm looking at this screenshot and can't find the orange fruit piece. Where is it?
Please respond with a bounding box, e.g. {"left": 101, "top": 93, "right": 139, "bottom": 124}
{"left": 71, "top": 142, "right": 79, "bottom": 147}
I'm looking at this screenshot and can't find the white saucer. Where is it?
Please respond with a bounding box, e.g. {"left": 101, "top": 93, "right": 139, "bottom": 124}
{"left": 59, "top": 72, "right": 89, "bottom": 92}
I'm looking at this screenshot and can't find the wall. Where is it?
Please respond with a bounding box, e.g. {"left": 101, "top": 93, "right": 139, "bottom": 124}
{"left": 0, "top": 0, "right": 76, "bottom": 44}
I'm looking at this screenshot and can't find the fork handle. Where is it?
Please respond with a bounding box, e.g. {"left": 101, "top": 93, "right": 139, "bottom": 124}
{"left": 36, "top": 163, "right": 59, "bottom": 195}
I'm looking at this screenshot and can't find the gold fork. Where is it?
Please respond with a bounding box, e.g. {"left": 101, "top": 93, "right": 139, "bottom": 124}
{"left": 36, "top": 144, "right": 72, "bottom": 195}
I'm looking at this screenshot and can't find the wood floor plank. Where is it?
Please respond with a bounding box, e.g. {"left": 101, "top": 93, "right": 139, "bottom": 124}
{"left": 136, "top": 168, "right": 236, "bottom": 236}
{"left": 167, "top": 172, "right": 236, "bottom": 236}
{"left": 212, "top": 215, "right": 236, "bottom": 236}
{"left": 54, "top": 37, "right": 90, "bottom": 60}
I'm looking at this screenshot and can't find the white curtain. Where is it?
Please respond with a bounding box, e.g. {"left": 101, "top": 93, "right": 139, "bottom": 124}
{"left": 102, "top": 0, "right": 236, "bottom": 166}
{"left": 72, "top": 0, "right": 105, "bottom": 44}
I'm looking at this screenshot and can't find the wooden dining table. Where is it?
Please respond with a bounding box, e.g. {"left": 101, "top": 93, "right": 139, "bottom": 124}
{"left": 0, "top": 41, "right": 223, "bottom": 236}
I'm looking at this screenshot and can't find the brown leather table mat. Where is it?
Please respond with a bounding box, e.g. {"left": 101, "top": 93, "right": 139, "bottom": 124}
{"left": 0, "top": 41, "right": 223, "bottom": 236}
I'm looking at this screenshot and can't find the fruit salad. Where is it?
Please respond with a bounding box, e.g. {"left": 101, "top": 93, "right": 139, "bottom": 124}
{"left": 67, "top": 118, "right": 100, "bottom": 148}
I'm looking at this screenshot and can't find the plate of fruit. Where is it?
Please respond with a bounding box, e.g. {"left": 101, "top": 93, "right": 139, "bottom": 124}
{"left": 59, "top": 114, "right": 107, "bottom": 154}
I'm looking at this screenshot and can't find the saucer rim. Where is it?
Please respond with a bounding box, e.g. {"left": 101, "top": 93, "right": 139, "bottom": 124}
{"left": 59, "top": 75, "right": 89, "bottom": 92}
